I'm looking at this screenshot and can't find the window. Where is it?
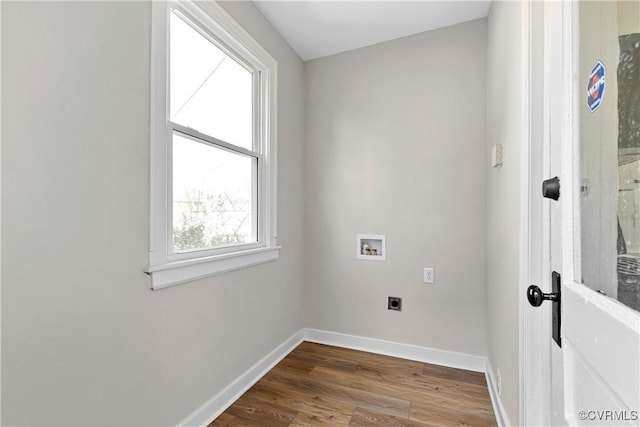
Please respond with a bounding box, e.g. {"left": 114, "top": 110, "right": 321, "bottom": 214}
{"left": 147, "top": 0, "right": 278, "bottom": 290}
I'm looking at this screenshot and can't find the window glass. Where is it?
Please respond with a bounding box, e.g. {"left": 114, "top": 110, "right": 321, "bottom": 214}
{"left": 577, "top": 1, "right": 640, "bottom": 311}
{"left": 170, "top": 11, "right": 253, "bottom": 150}
{"left": 172, "top": 132, "right": 257, "bottom": 253}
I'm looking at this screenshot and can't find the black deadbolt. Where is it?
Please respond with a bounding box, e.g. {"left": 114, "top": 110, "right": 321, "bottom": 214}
{"left": 542, "top": 176, "right": 560, "bottom": 200}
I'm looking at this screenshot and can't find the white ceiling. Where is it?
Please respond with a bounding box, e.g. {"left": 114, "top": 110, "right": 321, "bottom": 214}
{"left": 254, "top": 1, "right": 492, "bottom": 61}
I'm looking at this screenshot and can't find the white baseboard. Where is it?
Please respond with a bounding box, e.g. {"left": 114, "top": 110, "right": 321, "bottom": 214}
{"left": 303, "top": 328, "right": 486, "bottom": 372}
{"left": 178, "top": 328, "right": 499, "bottom": 426}
{"left": 177, "top": 330, "right": 304, "bottom": 427}
{"left": 485, "top": 358, "right": 511, "bottom": 427}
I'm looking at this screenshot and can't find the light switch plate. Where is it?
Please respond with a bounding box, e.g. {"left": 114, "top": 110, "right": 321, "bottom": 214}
{"left": 491, "top": 144, "right": 503, "bottom": 168}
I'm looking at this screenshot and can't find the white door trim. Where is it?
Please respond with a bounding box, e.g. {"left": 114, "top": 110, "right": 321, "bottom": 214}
{"left": 522, "top": 1, "right": 553, "bottom": 425}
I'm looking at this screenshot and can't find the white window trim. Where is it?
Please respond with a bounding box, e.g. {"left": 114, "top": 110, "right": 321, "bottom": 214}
{"left": 147, "top": 0, "right": 279, "bottom": 290}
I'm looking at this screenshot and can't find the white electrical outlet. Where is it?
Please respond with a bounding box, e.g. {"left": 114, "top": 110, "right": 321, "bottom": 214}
{"left": 423, "top": 268, "right": 434, "bottom": 284}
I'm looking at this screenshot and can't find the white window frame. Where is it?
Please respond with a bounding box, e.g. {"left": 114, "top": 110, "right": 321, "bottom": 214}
{"left": 147, "top": 0, "right": 278, "bottom": 290}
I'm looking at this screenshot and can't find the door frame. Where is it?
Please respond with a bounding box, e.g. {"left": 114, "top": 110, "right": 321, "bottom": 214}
{"left": 521, "top": 1, "right": 576, "bottom": 424}
{"left": 520, "top": 0, "right": 551, "bottom": 425}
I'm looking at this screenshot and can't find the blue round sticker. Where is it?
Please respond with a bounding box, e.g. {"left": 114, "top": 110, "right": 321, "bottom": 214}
{"left": 587, "top": 60, "right": 606, "bottom": 112}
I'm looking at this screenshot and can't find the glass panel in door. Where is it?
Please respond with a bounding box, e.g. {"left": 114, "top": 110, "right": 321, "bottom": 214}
{"left": 578, "top": 0, "right": 640, "bottom": 311}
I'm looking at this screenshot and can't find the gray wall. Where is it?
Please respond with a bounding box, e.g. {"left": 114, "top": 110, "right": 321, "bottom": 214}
{"left": 1, "top": 1, "right": 305, "bottom": 425}
{"left": 303, "top": 20, "right": 488, "bottom": 356}
{"left": 485, "top": 1, "right": 526, "bottom": 423}
{"left": 2, "top": 2, "right": 526, "bottom": 425}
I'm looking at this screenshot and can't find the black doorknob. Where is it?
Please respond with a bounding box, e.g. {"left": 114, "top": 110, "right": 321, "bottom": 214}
{"left": 542, "top": 176, "right": 560, "bottom": 200}
{"left": 527, "top": 285, "right": 558, "bottom": 307}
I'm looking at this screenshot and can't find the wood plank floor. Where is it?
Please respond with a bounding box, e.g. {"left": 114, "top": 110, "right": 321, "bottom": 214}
{"left": 210, "top": 342, "right": 497, "bottom": 427}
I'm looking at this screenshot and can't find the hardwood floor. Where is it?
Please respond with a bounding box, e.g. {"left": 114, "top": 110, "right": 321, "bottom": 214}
{"left": 210, "top": 342, "right": 497, "bottom": 427}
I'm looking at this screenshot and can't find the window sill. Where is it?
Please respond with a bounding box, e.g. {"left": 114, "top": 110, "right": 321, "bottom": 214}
{"left": 146, "top": 246, "right": 280, "bottom": 290}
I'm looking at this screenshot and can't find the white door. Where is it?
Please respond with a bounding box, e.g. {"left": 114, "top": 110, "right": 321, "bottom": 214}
{"left": 534, "top": 1, "right": 640, "bottom": 426}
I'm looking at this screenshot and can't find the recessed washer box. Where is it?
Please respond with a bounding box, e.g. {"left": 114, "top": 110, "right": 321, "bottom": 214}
{"left": 357, "top": 234, "right": 386, "bottom": 261}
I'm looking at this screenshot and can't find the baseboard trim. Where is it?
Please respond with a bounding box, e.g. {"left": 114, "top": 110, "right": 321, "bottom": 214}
{"left": 178, "top": 328, "right": 499, "bottom": 426}
{"left": 485, "top": 358, "right": 511, "bottom": 427}
{"left": 177, "top": 330, "right": 304, "bottom": 427}
{"left": 303, "top": 328, "right": 486, "bottom": 372}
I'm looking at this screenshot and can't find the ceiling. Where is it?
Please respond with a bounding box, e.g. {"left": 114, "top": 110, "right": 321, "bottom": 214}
{"left": 254, "top": 1, "right": 492, "bottom": 61}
